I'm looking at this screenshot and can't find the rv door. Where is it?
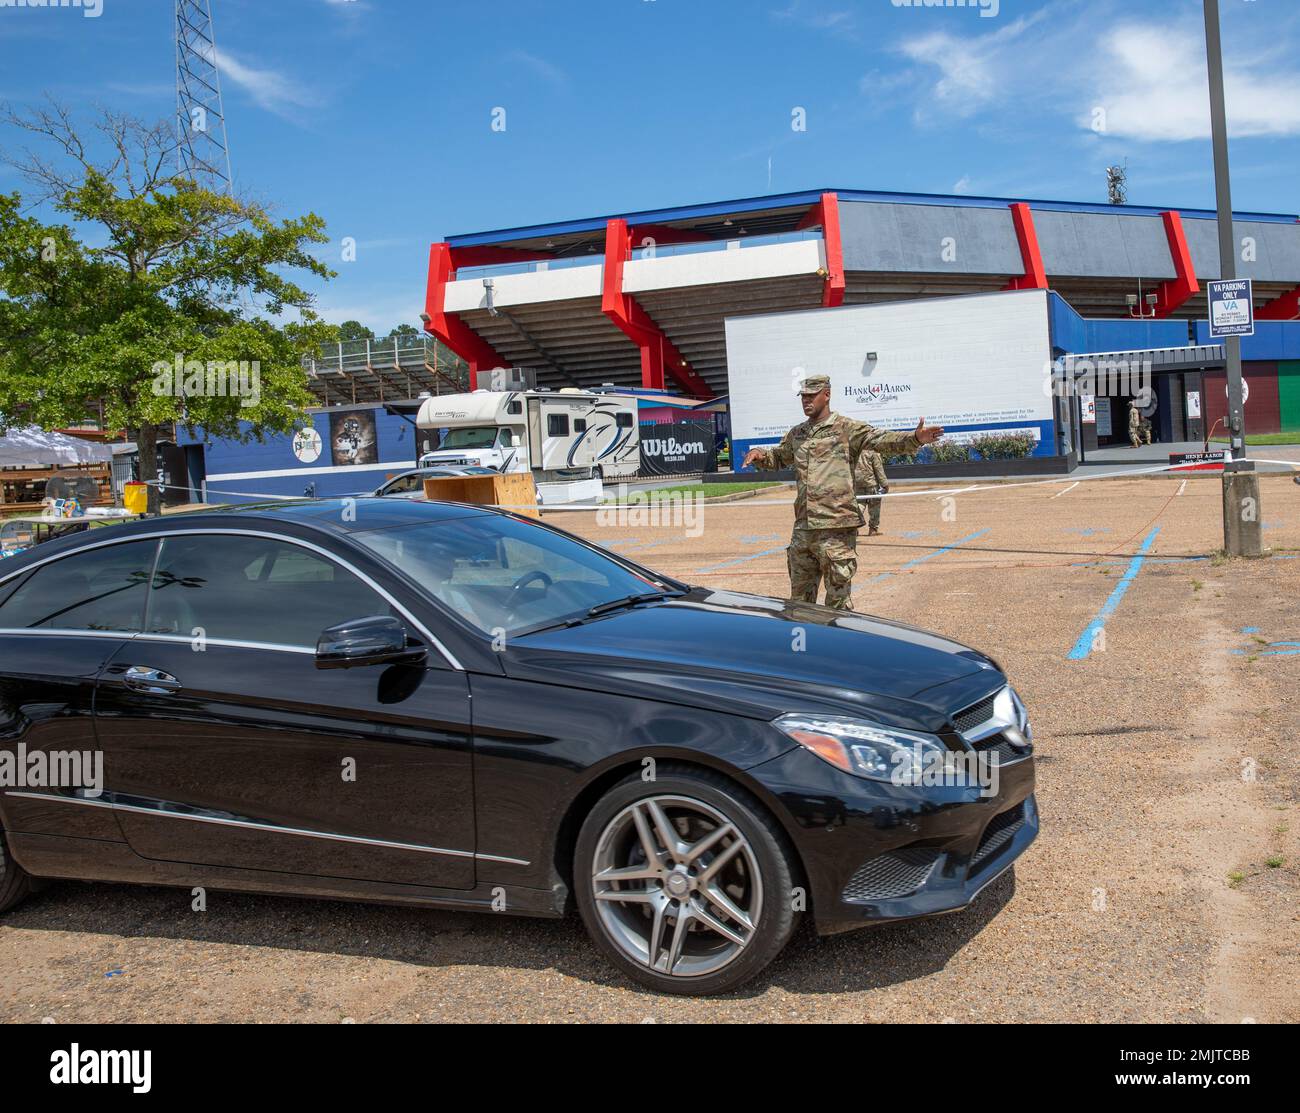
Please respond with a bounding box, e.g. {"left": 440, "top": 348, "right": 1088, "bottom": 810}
{"left": 527, "top": 398, "right": 545, "bottom": 470}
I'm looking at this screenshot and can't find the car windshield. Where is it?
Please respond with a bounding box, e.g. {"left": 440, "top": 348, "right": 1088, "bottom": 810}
{"left": 440, "top": 427, "right": 502, "bottom": 450}
{"left": 353, "top": 515, "right": 673, "bottom": 637}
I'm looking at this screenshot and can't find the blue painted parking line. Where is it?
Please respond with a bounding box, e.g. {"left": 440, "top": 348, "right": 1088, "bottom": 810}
{"left": 855, "top": 528, "right": 992, "bottom": 595}
{"left": 695, "top": 545, "right": 789, "bottom": 574}
{"left": 1067, "top": 526, "right": 1161, "bottom": 661}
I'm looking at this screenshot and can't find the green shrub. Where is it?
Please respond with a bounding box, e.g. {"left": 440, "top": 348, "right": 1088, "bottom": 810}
{"left": 886, "top": 451, "right": 917, "bottom": 466}
{"left": 929, "top": 440, "right": 971, "bottom": 464}
{"left": 969, "top": 432, "right": 1036, "bottom": 460}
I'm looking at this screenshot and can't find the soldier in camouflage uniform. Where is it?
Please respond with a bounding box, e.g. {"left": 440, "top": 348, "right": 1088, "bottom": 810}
{"left": 1128, "top": 399, "right": 1152, "bottom": 447}
{"left": 743, "top": 374, "right": 944, "bottom": 609}
{"left": 854, "top": 448, "right": 888, "bottom": 536}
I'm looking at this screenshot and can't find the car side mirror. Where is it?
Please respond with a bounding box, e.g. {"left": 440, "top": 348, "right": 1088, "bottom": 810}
{"left": 315, "top": 615, "right": 427, "bottom": 669}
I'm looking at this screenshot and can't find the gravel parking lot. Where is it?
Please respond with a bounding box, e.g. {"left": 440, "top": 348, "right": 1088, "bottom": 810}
{"left": 2, "top": 472, "right": 1297, "bottom": 1023}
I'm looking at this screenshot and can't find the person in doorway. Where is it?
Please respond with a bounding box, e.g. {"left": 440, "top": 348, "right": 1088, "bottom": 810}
{"left": 743, "top": 374, "right": 943, "bottom": 609}
{"left": 1128, "top": 399, "right": 1152, "bottom": 448}
{"left": 854, "top": 447, "right": 889, "bottom": 536}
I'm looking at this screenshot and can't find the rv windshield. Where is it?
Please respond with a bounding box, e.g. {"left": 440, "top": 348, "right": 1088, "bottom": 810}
{"left": 439, "top": 426, "right": 505, "bottom": 450}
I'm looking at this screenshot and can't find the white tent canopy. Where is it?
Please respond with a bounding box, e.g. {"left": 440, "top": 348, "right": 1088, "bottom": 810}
{"left": 0, "top": 425, "right": 114, "bottom": 468}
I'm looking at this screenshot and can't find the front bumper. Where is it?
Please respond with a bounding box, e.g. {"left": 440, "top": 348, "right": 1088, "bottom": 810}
{"left": 749, "top": 744, "right": 1038, "bottom": 934}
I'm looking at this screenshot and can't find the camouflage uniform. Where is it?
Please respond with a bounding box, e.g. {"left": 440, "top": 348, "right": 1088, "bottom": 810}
{"left": 854, "top": 448, "right": 888, "bottom": 533}
{"left": 1129, "top": 403, "right": 1152, "bottom": 447}
{"left": 750, "top": 381, "right": 919, "bottom": 609}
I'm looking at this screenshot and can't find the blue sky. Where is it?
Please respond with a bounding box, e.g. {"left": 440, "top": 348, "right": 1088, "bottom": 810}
{"left": 2, "top": 0, "right": 1299, "bottom": 333}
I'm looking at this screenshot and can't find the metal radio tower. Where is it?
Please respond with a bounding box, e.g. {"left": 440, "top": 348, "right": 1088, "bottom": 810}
{"left": 1105, "top": 163, "right": 1128, "bottom": 206}
{"left": 175, "top": 0, "right": 233, "bottom": 191}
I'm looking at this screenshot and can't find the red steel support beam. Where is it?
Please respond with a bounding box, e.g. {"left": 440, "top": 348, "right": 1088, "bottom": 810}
{"left": 1152, "top": 210, "right": 1200, "bottom": 317}
{"left": 1004, "top": 202, "right": 1048, "bottom": 291}
{"left": 423, "top": 243, "right": 508, "bottom": 373}
{"left": 602, "top": 218, "right": 713, "bottom": 398}
{"left": 1257, "top": 285, "right": 1300, "bottom": 321}
{"left": 795, "top": 191, "right": 845, "bottom": 307}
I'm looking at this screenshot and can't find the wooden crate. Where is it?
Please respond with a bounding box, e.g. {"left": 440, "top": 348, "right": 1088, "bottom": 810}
{"left": 422, "top": 472, "right": 539, "bottom": 518}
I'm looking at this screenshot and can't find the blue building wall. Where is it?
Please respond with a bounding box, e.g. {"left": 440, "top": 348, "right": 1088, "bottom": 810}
{"left": 1193, "top": 319, "right": 1300, "bottom": 361}
{"left": 178, "top": 404, "right": 421, "bottom": 504}
{"left": 1047, "top": 293, "right": 1191, "bottom": 354}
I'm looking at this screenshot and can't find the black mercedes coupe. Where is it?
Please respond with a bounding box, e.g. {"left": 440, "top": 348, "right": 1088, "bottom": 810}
{"left": 0, "top": 498, "right": 1037, "bottom": 995}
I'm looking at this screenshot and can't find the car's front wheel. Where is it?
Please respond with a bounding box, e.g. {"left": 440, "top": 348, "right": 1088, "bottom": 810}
{"left": 0, "top": 830, "right": 33, "bottom": 914}
{"left": 574, "top": 765, "right": 801, "bottom": 995}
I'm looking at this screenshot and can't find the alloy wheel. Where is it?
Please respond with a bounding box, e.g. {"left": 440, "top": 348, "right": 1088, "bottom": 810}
{"left": 591, "top": 794, "right": 762, "bottom": 978}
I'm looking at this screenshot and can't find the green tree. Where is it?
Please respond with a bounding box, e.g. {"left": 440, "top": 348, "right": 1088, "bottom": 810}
{"left": 0, "top": 102, "right": 336, "bottom": 513}
{"left": 337, "top": 319, "right": 375, "bottom": 341}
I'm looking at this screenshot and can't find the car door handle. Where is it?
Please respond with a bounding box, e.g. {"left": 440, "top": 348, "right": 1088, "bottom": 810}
{"left": 122, "top": 665, "right": 183, "bottom": 695}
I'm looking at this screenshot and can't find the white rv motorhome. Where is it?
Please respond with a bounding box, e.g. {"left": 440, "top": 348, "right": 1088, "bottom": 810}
{"left": 415, "top": 388, "right": 640, "bottom": 505}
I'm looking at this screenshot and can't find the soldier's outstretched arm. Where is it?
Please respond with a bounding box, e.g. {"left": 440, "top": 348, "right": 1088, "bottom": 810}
{"left": 744, "top": 429, "right": 796, "bottom": 470}
{"left": 845, "top": 417, "right": 920, "bottom": 459}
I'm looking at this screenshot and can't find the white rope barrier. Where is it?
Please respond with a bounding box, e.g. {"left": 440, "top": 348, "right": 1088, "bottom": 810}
{"left": 144, "top": 457, "right": 1299, "bottom": 513}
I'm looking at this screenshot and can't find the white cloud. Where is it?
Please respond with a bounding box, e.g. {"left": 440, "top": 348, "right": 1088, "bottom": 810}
{"left": 953, "top": 175, "right": 972, "bottom": 194}
{"left": 890, "top": 4, "right": 1300, "bottom": 142}
{"left": 895, "top": 13, "right": 1045, "bottom": 119}
{"left": 309, "top": 293, "right": 424, "bottom": 335}
{"left": 214, "top": 49, "right": 320, "bottom": 118}
{"left": 1089, "top": 23, "right": 1300, "bottom": 141}
{"left": 773, "top": 3, "right": 858, "bottom": 36}
{"left": 503, "top": 50, "right": 568, "bottom": 88}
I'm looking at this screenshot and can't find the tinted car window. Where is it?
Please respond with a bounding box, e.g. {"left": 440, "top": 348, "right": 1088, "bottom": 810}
{"left": 354, "top": 516, "right": 665, "bottom": 636}
{"left": 146, "top": 534, "right": 394, "bottom": 647}
{"left": 380, "top": 473, "right": 423, "bottom": 495}
{"left": 0, "top": 540, "right": 157, "bottom": 632}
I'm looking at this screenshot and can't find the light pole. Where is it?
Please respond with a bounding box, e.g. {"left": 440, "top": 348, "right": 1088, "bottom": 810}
{"left": 1204, "top": 0, "right": 1263, "bottom": 556}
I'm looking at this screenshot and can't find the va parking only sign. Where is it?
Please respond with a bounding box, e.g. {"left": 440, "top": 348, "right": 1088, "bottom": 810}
{"left": 1207, "top": 278, "right": 1255, "bottom": 338}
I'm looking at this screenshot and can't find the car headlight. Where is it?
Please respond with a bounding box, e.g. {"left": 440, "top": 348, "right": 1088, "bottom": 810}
{"left": 774, "top": 714, "right": 949, "bottom": 784}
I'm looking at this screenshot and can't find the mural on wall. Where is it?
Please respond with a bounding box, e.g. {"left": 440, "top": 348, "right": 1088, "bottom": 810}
{"left": 329, "top": 409, "right": 378, "bottom": 467}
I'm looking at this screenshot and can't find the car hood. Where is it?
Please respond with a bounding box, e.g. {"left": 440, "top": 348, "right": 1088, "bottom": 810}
{"left": 503, "top": 587, "right": 1002, "bottom": 731}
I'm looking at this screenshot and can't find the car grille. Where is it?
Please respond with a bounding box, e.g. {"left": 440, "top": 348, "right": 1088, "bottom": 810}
{"left": 951, "top": 692, "right": 997, "bottom": 734}
{"left": 972, "top": 732, "right": 1029, "bottom": 766}
{"left": 970, "top": 803, "right": 1026, "bottom": 870}
{"left": 841, "top": 848, "right": 941, "bottom": 903}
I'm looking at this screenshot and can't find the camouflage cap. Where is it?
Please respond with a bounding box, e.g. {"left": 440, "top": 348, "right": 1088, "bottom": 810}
{"left": 798, "top": 374, "right": 831, "bottom": 394}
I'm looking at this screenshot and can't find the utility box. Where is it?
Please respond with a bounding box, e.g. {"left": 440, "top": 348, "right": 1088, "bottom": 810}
{"left": 422, "top": 472, "right": 540, "bottom": 518}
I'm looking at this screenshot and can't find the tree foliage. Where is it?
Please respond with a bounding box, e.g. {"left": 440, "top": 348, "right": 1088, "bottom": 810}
{"left": 0, "top": 101, "right": 337, "bottom": 510}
